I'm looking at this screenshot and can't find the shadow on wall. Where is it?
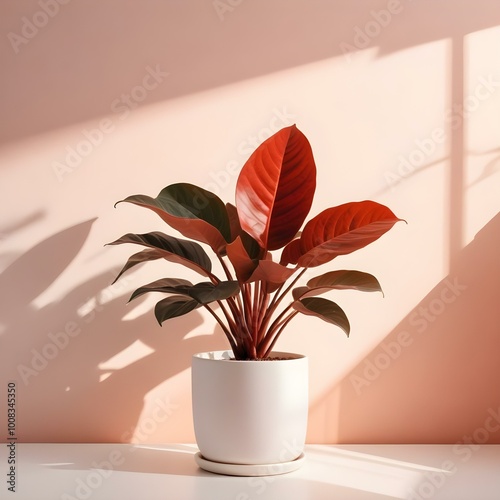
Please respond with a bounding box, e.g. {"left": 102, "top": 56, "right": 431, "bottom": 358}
{"left": 2, "top": 0, "right": 500, "bottom": 144}
{"left": 309, "top": 212, "right": 500, "bottom": 444}
{"left": 0, "top": 219, "right": 227, "bottom": 442}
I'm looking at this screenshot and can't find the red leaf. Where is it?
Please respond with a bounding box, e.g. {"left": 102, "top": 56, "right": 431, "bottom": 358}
{"left": 226, "top": 236, "right": 258, "bottom": 283}
{"left": 235, "top": 125, "right": 316, "bottom": 251}
{"left": 282, "top": 201, "right": 403, "bottom": 267}
{"left": 247, "top": 258, "right": 296, "bottom": 292}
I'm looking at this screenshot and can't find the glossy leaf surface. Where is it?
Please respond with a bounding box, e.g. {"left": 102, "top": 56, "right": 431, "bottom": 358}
{"left": 116, "top": 183, "right": 231, "bottom": 252}
{"left": 107, "top": 232, "right": 212, "bottom": 277}
{"left": 111, "top": 248, "right": 164, "bottom": 284}
{"left": 293, "top": 297, "right": 350, "bottom": 336}
{"left": 154, "top": 295, "right": 201, "bottom": 325}
{"left": 130, "top": 278, "right": 240, "bottom": 305}
{"left": 292, "top": 270, "right": 383, "bottom": 299}
{"left": 247, "top": 259, "right": 296, "bottom": 292}
{"left": 236, "top": 125, "right": 316, "bottom": 251}
{"left": 281, "top": 201, "right": 402, "bottom": 267}
{"left": 226, "top": 236, "right": 258, "bottom": 283}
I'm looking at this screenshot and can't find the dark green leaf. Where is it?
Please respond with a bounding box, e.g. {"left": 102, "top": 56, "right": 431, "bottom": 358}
{"left": 154, "top": 295, "right": 201, "bottom": 325}
{"left": 107, "top": 232, "right": 212, "bottom": 277}
{"left": 293, "top": 297, "right": 350, "bottom": 336}
{"left": 130, "top": 278, "right": 239, "bottom": 305}
{"left": 115, "top": 183, "right": 231, "bottom": 252}
{"left": 188, "top": 281, "right": 240, "bottom": 304}
{"left": 111, "top": 248, "right": 163, "bottom": 284}
{"left": 292, "top": 270, "right": 383, "bottom": 299}
{"left": 129, "top": 278, "right": 194, "bottom": 302}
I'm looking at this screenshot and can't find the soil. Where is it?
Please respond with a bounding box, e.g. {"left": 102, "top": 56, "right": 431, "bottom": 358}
{"left": 228, "top": 357, "right": 294, "bottom": 361}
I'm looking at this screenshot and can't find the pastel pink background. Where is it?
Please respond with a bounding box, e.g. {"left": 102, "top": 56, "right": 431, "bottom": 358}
{"left": 0, "top": 0, "right": 499, "bottom": 445}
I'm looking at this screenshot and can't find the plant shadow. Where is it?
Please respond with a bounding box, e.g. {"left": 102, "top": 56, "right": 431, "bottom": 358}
{"left": 308, "top": 212, "right": 500, "bottom": 443}
{"left": 0, "top": 219, "right": 227, "bottom": 442}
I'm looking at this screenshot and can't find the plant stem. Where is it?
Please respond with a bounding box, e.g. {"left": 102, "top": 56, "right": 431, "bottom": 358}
{"left": 261, "top": 311, "right": 299, "bottom": 358}
{"left": 251, "top": 280, "right": 261, "bottom": 344}
{"left": 202, "top": 304, "right": 239, "bottom": 354}
{"left": 258, "top": 267, "right": 307, "bottom": 342}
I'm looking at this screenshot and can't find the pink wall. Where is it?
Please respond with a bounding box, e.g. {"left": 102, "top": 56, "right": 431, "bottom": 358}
{"left": 0, "top": 0, "right": 499, "bottom": 445}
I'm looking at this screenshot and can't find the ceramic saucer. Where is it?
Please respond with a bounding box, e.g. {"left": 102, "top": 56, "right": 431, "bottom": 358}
{"left": 194, "top": 452, "right": 305, "bottom": 476}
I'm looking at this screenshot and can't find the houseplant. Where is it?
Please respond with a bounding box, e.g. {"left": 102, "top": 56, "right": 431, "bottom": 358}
{"left": 108, "top": 124, "right": 402, "bottom": 474}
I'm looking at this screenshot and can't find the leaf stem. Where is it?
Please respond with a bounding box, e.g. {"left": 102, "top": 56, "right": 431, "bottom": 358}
{"left": 202, "top": 304, "right": 239, "bottom": 354}
{"left": 261, "top": 311, "right": 299, "bottom": 358}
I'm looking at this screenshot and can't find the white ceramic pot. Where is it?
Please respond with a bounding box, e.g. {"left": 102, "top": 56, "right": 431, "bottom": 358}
{"left": 191, "top": 350, "right": 308, "bottom": 467}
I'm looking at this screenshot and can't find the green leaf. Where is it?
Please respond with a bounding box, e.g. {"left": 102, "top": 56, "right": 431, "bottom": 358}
{"left": 154, "top": 295, "right": 201, "bottom": 325}
{"left": 292, "top": 270, "right": 383, "bottom": 299}
{"left": 129, "top": 278, "right": 194, "bottom": 301}
{"left": 293, "top": 297, "right": 350, "bottom": 336}
{"left": 188, "top": 281, "right": 240, "bottom": 303}
{"left": 111, "top": 248, "right": 163, "bottom": 284}
{"left": 107, "top": 232, "right": 212, "bottom": 277}
{"left": 130, "top": 278, "right": 239, "bottom": 305}
{"left": 116, "top": 183, "right": 231, "bottom": 253}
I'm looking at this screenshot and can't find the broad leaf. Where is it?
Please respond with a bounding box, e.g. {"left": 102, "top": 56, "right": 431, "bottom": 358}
{"left": 247, "top": 259, "right": 296, "bottom": 292}
{"left": 236, "top": 125, "right": 316, "bottom": 251}
{"left": 188, "top": 281, "right": 240, "bottom": 303}
{"left": 292, "top": 270, "right": 383, "bottom": 299}
{"left": 281, "top": 201, "right": 403, "bottom": 267}
{"left": 129, "top": 278, "right": 194, "bottom": 301}
{"left": 111, "top": 248, "right": 163, "bottom": 284}
{"left": 155, "top": 295, "right": 201, "bottom": 325}
{"left": 293, "top": 297, "right": 350, "bottom": 336}
{"left": 107, "top": 232, "right": 212, "bottom": 277}
{"left": 116, "top": 183, "right": 231, "bottom": 253}
{"left": 226, "top": 236, "right": 258, "bottom": 283}
{"left": 130, "top": 278, "right": 239, "bottom": 305}
{"left": 226, "top": 203, "right": 262, "bottom": 259}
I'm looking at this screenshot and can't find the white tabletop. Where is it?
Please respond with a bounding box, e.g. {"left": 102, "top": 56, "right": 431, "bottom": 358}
{"left": 2, "top": 443, "right": 499, "bottom": 500}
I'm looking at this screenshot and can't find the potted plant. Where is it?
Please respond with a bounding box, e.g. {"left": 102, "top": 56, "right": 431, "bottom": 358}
{"left": 108, "top": 125, "right": 403, "bottom": 475}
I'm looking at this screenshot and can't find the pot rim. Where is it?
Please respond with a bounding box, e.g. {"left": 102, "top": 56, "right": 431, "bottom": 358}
{"left": 193, "top": 350, "right": 306, "bottom": 362}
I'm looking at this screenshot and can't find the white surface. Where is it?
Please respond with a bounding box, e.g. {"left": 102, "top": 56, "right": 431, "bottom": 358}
{"left": 1, "top": 444, "right": 499, "bottom": 500}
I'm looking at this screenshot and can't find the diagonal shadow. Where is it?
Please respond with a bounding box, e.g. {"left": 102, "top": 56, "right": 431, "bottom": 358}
{"left": 0, "top": 219, "right": 227, "bottom": 443}
{"left": 2, "top": 0, "right": 500, "bottom": 145}
{"left": 309, "top": 212, "right": 500, "bottom": 443}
